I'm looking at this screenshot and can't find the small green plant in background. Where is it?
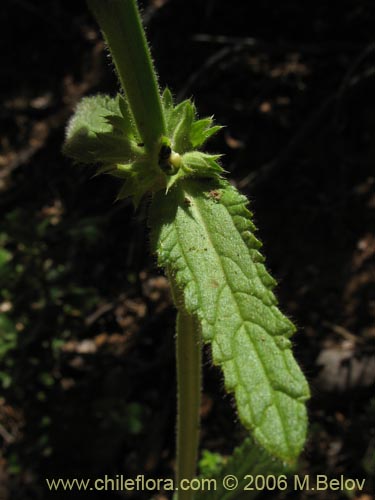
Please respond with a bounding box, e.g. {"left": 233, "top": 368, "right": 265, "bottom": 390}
{"left": 63, "top": 0, "right": 310, "bottom": 498}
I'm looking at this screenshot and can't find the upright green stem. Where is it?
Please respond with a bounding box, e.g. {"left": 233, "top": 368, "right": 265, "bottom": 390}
{"left": 170, "top": 273, "right": 202, "bottom": 499}
{"left": 87, "top": 0, "right": 166, "bottom": 152}
{"left": 176, "top": 310, "right": 202, "bottom": 499}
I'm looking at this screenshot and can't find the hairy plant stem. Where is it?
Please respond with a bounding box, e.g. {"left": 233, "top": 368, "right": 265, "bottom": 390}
{"left": 170, "top": 277, "right": 202, "bottom": 499}
{"left": 176, "top": 310, "right": 202, "bottom": 499}
{"left": 87, "top": 0, "right": 166, "bottom": 153}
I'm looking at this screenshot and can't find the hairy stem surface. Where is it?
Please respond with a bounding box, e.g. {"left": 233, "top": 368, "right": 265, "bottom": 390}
{"left": 175, "top": 308, "right": 202, "bottom": 499}
{"left": 87, "top": 0, "right": 166, "bottom": 152}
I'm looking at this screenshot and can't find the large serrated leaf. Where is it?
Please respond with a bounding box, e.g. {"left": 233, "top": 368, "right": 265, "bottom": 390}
{"left": 194, "top": 437, "right": 293, "bottom": 500}
{"left": 150, "top": 179, "right": 310, "bottom": 462}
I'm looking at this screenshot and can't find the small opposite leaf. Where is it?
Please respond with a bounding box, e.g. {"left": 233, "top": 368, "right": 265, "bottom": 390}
{"left": 182, "top": 151, "right": 224, "bottom": 177}
{"left": 162, "top": 87, "right": 174, "bottom": 114}
{"left": 161, "top": 91, "right": 222, "bottom": 153}
{"left": 63, "top": 94, "right": 140, "bottom": 164}
{"left": 150, "top": 179, "right": 310, "bottom": 462}
{"left": 164, "top": 152, "right": 224, "bottom": 192}
{"left": 194, "top": 437, "right": 293, "bottom": 500}
{"left": 116, "top": 160, "right": 157, "bottom": 207}
{"left": 94, "top": 133, "right": 140, "bottom": 163}
{"left": 172, "top": 101, "right": 195, "bottom": 153}
{"left": 104, "top": 115, "right": 131, "bottom": 134}
{"left": 190, "top": 119, "right": 223, "bottom": 148}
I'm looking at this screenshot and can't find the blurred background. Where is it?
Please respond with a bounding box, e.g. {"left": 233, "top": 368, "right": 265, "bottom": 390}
{"left": 0, "top": 0, "right": 374, "bottom": 498}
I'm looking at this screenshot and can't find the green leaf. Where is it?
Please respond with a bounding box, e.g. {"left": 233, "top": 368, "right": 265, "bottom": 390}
{"left": 63, "top": 94, "right": 140, "bottom": 164}
{"left": 182, "top": 151, "right": 224, "bottom": 177}
{"left": 198, "top": 450, "right": 225, "bottom": 477}
{"left": 150, "top": 179, "right": 310, "bottom": 462}
{"left": 104, "top": 115, "right": 131, "bottom": 134}
{"left": 195, "top": 437, "right": 293, "bottom": 500}
{"left": 190, "top": 119, "right": 223, "bottom": 148}
{"left": 161, "top": 90, "right": 221, "bottom": 152}
{"left": 165, "top": 99, "right": 190, "bottom": 137}
{"left": 116, "top": 160, "right": 157, "bottom": 207}
{"left": 172, "top": 101, "right": 195, "bottom": 153}
{"left": 161, "top": 87, "right": 174, "bottom": 115}
{"left": 165, "top": 152, "right": 224, "bottom": 192}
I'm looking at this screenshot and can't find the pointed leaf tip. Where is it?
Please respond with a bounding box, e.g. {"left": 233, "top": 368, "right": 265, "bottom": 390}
{"left": 150, "top": 179, "right": 310, "bottom": 462}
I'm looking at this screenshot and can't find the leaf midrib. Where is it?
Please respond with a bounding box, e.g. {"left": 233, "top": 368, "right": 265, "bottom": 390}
{"left": 177, "top": 186, "right": 291, "bottom": 456}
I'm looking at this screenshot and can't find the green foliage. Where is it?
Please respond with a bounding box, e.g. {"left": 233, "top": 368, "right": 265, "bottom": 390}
{"left": 150, "top": 179, "right": 309, "bottom": 462}
{"left": 198, "top": 450, "right": 225, "bottom": 477}
{"left": 62, "top": 0, "right": 310, "bottom": 493}
{"left": 195, "top": 437, "right": 293, "bottom": 500}
{"left": 161, "top": 88, "right": 223, "bottom": 152}
{"left": 63, "top": 94, "right": 141, "bottom": 163}
{"left": 63, "top": 90, "right": 223, "bottom": 206}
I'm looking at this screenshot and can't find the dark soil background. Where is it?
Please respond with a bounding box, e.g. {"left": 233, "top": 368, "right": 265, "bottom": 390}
{"left": 0, "top": 1, "right": 374, "bottom": 499}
